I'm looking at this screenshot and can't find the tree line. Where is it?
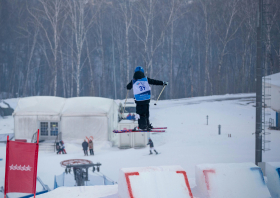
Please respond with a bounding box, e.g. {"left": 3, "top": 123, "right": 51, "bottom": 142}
{"left": 0, "top": 0, "right": 279, "bottom": 100}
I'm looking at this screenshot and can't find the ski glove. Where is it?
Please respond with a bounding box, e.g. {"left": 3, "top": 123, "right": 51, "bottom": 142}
{"left": 163, "top": 81, "right": 169, "bottom": 86}
{"left": 126, "top": 82, "right": 132, "bottom": 90}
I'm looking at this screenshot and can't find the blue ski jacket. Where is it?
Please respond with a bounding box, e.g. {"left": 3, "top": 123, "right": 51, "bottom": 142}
{"left": 147, "top": 139, "right": 154, "bottom": 148}
{"left": 126, "top": 71, "right": 164, "bottom": 105}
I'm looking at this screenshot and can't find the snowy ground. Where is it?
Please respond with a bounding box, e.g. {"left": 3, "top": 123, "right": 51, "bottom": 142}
{"left": 0, "top": 94, "right": 279, "bottom": 197}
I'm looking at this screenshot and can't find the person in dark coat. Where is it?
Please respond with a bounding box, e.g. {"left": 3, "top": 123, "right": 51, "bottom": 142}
{"left": 147, "top": 138, "right": 158, "bottom": 155}
{"left": 126, "top": 66, "right": 168, "bottom": 130}
{"left": 82, "top": 140, "right": 88, "bottom": 156}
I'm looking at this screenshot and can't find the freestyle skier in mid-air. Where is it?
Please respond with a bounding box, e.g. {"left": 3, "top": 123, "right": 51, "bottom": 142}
{"left": 126, "top": 66, "right": 168, "bottom": 131}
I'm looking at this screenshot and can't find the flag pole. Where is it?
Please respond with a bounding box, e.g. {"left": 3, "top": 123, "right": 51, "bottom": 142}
{"left": 33, "top": 129, "right": 40, "bottom": 198}
{"left": 4, "top": 135, "right": 9, "bottom": 198}
{"left": 37, "top": 129, "right": 39, "bottom": 143}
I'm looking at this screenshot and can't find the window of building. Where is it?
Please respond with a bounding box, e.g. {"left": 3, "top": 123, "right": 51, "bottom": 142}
{"left": 40, "top": 122, "right": 48, "bottom": 136}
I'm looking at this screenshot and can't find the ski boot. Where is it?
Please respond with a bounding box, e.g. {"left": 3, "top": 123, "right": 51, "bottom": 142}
{"left": 149, "top": 150, "right": 153, "bottom": 155}
{"left": 148, "top": 123, "right": 154, "bottom": 129}
{"left": 139, "top": 125, "right": 150, "bottom": 131}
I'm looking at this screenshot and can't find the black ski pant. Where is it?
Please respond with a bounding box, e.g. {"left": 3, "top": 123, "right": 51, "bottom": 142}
{"left": 136, "top": 104, "right": 150, "bottom": 130}
{"left": 90, "top": 149, "right": 94, "bottom": 155}
{"left": 83, "top": 149, "right": 88, "bottom": 156}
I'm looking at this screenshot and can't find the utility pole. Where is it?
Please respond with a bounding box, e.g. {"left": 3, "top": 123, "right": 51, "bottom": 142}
{"left": 255, "top": 0, "right": 263, "bottom": 166}
{"left": 112, "top": 16, "right": 117, "bottom": 99}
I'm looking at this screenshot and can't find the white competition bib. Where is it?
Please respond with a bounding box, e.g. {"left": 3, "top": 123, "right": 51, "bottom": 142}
{"left": 133, "top": 77, "right": 151, "bottom": 101}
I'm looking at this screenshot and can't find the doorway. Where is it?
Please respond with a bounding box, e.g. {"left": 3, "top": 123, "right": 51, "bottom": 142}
{"left": 39, "top": 121, "right": 60, "bottom": 140}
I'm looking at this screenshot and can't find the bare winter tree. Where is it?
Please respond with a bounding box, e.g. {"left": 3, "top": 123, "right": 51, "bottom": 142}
{"left": 28, "top": 0, "right": 66, "bottom": 96}
{"left": 116, "top": 0, "right": 133, "bottom": 84}
{"left": 67, "top": 0, "right": 100, "bottom": 97}
{"left": 274, "top": 20, "right": 280, "bottom": 71}
{"left": 19, "top": 22, "right": 40, "bottom": 96}
{"left": 198, "top": 0, "right": 213, "bottom": 96}
{"left": 214, "top": 0, "right": 244, "bottom": 94}
{"left": 1, "top": 0, "right": 280, "bottom": 99}
{"left": 238, "top": 0, "right": 257, "bottom": 93}
{"left": 263, "top": 0, "right": 280, "bottom": 75}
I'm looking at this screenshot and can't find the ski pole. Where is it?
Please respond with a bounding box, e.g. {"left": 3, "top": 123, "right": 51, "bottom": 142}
{"left": 154, "top": 85, "right": 166, "bottom": 105}
{"left": 123, "top": 90, "right": 129, "bottom": 117}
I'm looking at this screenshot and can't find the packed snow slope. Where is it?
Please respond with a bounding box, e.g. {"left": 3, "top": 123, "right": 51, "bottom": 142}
{"left": 0, "top": 94, "right": 280, "bottom": 197}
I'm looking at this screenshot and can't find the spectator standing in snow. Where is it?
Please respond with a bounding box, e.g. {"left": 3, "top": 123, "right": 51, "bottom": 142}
{"left": 147, "top": 138, "right": 158, "bottom": 155}
{"left": 89, "top": 139, "right": 94, "bottom": 155}
{"left": 82, "top": 140, "right": 88, "bottom": 156}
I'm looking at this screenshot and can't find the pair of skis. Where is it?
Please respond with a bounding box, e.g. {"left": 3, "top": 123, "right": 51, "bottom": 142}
{"left": 113, "top": 127, "right": 167, "bottom": 133}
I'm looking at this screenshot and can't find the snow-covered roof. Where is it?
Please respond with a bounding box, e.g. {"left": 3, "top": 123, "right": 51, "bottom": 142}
{"left": 266, "top": 72, "right": 280, "bottom": 87}
{"left": 13, "top": 96, "right": 115, "bottom": 116}
{"left": 2, "top": 98, "right": 19, "bottom": 109}
{"left": 13, "top": 96, "right": 65, "bottom": 116}
{"left": 61, "top": 97, "right": 114, "bottom": 117}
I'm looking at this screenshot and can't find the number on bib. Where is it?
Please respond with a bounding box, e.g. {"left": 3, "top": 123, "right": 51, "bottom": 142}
{"left": 139, "top": 86, "right": 145, "bottom": 91}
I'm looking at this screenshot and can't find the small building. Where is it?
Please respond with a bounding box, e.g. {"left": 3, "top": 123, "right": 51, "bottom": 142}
{"left": 13, "top": 96, "right": 118, "bottom": 145}
{"left": 265, "top": 72, "right": 280, "bottom": 128}
{"left": 117, "top": 120, "right": 149, "bottom": 149}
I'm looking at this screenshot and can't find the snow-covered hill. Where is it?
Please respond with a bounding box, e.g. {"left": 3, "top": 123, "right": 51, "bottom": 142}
{"left": 0, "top": 94, "right": 279, "bottom": 198}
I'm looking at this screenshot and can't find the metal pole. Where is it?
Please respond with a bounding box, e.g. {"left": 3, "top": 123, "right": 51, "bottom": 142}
{"left": 154, "top": 85, "right": 166, "bottom": 105}
{"left": 255, "top": 0, "right": 263, "bottom": 165}
{"left": 207, "top": 115, "right": 208, "bottom": 125}
{"left": 112, "top": 16, "right": 116, "bottom": 99}
{"left": 4, "top": 135, "right": 9, "bottom": 198}
{"left": 218, "top": 125, "right": 221, "bottom": 135}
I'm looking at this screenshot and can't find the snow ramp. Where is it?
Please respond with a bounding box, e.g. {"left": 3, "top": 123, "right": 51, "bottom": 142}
{"left": 118, "top": 165, "right": 193, "bottom": 198}
{"left": 266, "top": 162, "right": 280, "bottom": 198}
{"left": 195, "top": 163, "right": 271, "bottom": 198}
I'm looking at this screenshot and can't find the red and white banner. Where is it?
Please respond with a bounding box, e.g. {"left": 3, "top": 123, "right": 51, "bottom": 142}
{"left": 4, "top": 130, "right": 39, "bottom": 197}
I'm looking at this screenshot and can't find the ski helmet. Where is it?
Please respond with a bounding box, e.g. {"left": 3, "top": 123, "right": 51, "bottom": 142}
{"left": 135, "top": 66, "right": 144, "bottom": 74}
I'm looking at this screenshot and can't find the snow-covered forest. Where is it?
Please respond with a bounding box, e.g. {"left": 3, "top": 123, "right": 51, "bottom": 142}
{"left": 0, "top": 0, "right": 279, "bottom": 99}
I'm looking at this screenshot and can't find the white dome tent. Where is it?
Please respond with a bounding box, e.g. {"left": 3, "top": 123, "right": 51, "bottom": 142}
{"left": 13, "top": 96, "right": 65, "bottom": 140}
{"left": 60, "top": 97, "right": 118, "bottom": 142}
{"left": 13, "top": 96, "right": 118, "bottom": 145}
